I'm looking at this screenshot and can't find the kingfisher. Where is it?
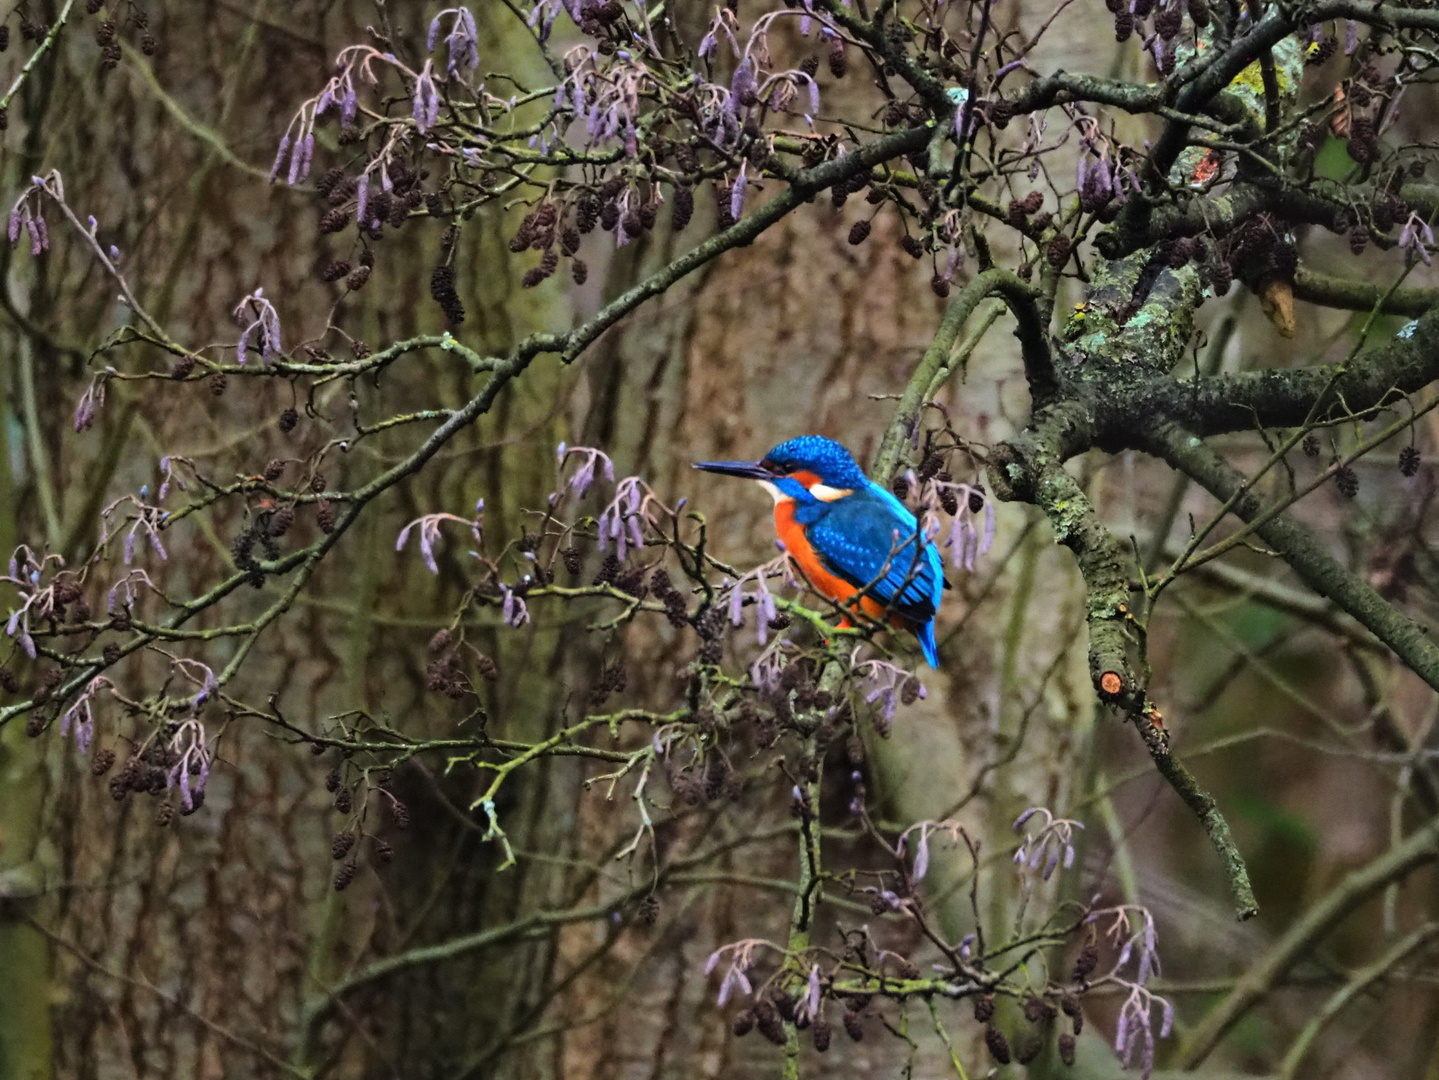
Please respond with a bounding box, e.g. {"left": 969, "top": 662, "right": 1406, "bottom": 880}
{"left": 695, "top": 435, "right": 946, "bottom": 667}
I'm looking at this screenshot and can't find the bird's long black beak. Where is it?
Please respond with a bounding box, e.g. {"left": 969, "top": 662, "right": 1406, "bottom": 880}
{"left": 692, "top": 459, "right": 775, "bottom": 481}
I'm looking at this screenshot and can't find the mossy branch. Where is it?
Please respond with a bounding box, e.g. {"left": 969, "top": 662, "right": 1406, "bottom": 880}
{"left": 985, "top": 412, "right": 1258, "bottom": 920}
{"left": 1126, "top": 303, "right": 1439, "bottom": 437}
{"left": 1129, "top": 712, "right": 1259, "bottom": 921}
{"left": 1294, "top": 266, "right": 1439, "bottom": 317}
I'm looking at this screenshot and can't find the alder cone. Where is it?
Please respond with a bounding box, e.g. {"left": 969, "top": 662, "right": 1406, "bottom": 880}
{"left": 672, "top": 186, "right": 694, "bottom": 231}
{"left": 984, "top": 1025, "right": 1012, "bottom": 1064}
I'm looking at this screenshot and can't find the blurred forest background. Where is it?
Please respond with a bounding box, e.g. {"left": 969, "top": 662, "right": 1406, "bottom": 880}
{"left": 0, "top": 1, "right": 1436, "bottom": 1079}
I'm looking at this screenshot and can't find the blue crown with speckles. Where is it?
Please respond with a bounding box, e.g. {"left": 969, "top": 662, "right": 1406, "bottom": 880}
{"left": 761, "top": 436, "right": 870, "bottom": 488}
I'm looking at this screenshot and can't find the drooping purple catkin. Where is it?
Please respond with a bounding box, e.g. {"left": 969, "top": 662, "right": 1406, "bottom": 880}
{"left": 269, "top": 134, "right": 292, "bottom": 184}
{"left": 425, "top": 84, "right": 441, "bottom": 132}
{"left": 449, "top": 9, "right": 480, "bottom": 72}
{"left": 286, "top": 131, "right": 305, "bottom": 186}
{"left": 730, "top": 56, "right": 756, "bottom": 109}
{"left": 263, "top": 307, "right": 282, "bottom": 359}
{"left": 412, "top": 62, "right": 442, "bottom": 133}
{"left": 730, "top": 172, "right": 747, "bottom": 221}
{"left": 356, "top": 173, "right": 370, "bottom": 226}
{"left": 299, "top": 132, "right": 315, "bottom": 183}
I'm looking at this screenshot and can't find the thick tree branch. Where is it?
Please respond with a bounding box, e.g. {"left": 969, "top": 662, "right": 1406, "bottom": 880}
{"left": 1009, "top": 70, "right": 1166, "bottom": 116}
{"left": 1314, "top": 0, "right": 1439, "bottom": 33}
{"left": 1102, "top": 180, "right": 1439, "bottom": 262}
{"left": 997, "top": 0, "right": 1437, "bottom": 130}
{"left": 1098, "top": 180, "right": 1346, "bottom": 258}
{"left": 1294, "top": 266, "right": 1439, "bottom": 317}
{"left": 1120, "top": 302, "right": 1439, "bottom": 438}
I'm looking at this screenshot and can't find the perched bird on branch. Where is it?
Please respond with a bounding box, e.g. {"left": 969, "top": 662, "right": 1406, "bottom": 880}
{"left": 695, "top": 435, "right": 946, "bottom": 667}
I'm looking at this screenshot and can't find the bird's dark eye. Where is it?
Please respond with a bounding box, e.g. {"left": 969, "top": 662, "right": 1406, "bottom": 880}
{"left": 760, "top": 458, "right": 784, "bottom": 475}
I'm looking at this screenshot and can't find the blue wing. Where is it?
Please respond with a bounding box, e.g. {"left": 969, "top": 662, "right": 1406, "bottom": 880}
{"left": 803, "top": 484, "right": 944, "bottom": 625}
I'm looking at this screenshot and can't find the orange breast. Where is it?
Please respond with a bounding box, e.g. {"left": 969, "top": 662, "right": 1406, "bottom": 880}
{"left": 774, "top": 502, "right": 892, "bottom": 624}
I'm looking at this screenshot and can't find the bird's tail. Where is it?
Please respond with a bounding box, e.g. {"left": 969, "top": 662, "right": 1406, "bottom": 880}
{"left": 916, "top": 620, "right": 939, "bottom": 669}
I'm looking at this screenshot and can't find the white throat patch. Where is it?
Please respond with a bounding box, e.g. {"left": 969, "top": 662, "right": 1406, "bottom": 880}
{"left": 757, "top": 480, "right": 790, "bottom": 504}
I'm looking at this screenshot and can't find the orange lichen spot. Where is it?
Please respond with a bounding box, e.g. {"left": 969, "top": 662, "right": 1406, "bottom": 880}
{"left": 1330, "top": 86, "right": 1349, "bottom": 137}
{"left": 1146, "top": 707, "right": 1165, "bottom": 731}
{"left": 1100, "top": 671, "right": 1124, "bottom": 696}
{"left": 1190, "top": 149, "right": 1220, "bottom": 186}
